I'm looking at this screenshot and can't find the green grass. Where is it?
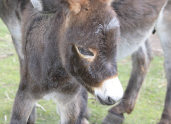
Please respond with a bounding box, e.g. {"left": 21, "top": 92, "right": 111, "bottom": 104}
{"left": 0, "top": 19, "right": 166, "bottom": 124}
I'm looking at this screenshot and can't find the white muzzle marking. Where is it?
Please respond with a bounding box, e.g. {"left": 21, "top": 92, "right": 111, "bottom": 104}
{"left": 94, "top": 77, "right": 123, "bottom": 105}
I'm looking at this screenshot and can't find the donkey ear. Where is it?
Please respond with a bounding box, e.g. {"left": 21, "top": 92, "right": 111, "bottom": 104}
{"left": 30, "top": 0, "right": 57, "bottom": 13}
{"left": 66, "top": 0, "right": 82, "bottom": 14}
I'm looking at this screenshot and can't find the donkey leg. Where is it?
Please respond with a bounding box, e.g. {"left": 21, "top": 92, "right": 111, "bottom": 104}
{"left": 156, "top": 3, "right": 171, "bottom": 123}
{"left": 55, "top": 87, "right": 88, "bottom": 124}
{"left": 27, "top": 106, "right": 36, "bottom": 124}
{"left": 102, "top": 40, "right": 153, "bottom": 124}
{"left": 157, "top": 58, "right": 171, "bottom": 124}
{"left": 77, "top": 88, "right": 89, "bottom": 124}
{"left": 157, "top": 33, "right": 171, "bottom": 124}
{"left": 10, "top": 84, "right": 37, "bottom": 124}
{"left": 12, "top": 37, "right": 24, "bottom": 62}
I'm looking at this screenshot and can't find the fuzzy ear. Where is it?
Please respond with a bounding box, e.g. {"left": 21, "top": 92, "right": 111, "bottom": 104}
{"left": 67, "top": 0, "right": 82, "bottom": 14}
{"left": 30, "top": 0, "right": 58, "bottom": 13}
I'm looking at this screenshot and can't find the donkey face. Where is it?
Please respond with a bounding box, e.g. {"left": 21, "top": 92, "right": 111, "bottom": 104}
{"left": 31, "top": 0, "right": 123, "bottom": 105}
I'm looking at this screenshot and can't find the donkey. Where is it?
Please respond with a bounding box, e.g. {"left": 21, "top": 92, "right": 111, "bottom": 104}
{"left": 0, "top": 0, "right": 124, "bottom": 123}
{"left": 102, "top": 0, "right": 171, "bottom": 124}
{"left": 1, "top": 0, "right": 171, "bottom": 124}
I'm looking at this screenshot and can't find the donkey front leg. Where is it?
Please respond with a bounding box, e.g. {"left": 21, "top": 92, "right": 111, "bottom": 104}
{"left": 10, "top": 84, "right": 37, "bottom": 124}
{"left": 55, "top": 88, "right": 89, "bottom": 124}
{"left": 27, "top": 106, "right": 36, "bottom": 124}
{"left": 102, "top": 40, "right": 153, "bottom": 124}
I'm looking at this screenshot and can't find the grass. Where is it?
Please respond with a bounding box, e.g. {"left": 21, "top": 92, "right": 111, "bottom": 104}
{"left": 0, "top": 19, "right": 167, "bottom": 124}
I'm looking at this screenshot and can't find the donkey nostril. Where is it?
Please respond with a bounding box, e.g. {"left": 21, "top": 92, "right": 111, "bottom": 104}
{"left": 97, "top": 95, "right": 105, "bottom": 105}
{"left": 107, "top": 97, "right": 115, "bottom": 105}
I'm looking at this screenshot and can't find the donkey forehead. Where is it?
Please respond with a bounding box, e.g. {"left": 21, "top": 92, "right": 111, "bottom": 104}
{"left": 74, "top": 15, "right": 120, "bottom": 34}
{"left": 66, "top": 16, "right": 119, "bottom": 48}
{"left": 95, "top": 17, "right": 120, "bottom": 33}
{"left": 83, "top": 10, "right": 120, "bottom": 33}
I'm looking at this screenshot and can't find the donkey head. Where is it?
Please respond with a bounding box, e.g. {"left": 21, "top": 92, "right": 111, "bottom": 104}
{"left": 31, "top": 0, "right": 123, "bottom": 105}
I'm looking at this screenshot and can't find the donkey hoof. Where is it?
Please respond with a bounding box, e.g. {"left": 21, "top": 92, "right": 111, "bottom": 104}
{"left": 102, "top": 111, "right": 124, "bottom": 124}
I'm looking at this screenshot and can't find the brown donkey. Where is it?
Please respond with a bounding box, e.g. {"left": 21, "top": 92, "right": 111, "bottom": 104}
{"left": 103, "top": 0, "right": 171, "bottom": 124}
{"left": 0, "top": 0, "right": 123, "bottom": 123}
{"left": 0, "top": 0, "right": 171, "bottom": 124}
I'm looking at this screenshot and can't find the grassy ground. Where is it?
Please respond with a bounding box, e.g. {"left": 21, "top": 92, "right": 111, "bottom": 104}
{"left": 0, "top": 19, "right": 167, "bottom": 124}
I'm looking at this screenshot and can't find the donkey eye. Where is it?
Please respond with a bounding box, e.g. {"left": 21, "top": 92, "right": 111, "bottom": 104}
{"left": 78, "top": 47, "right": 94, "bottom": 56}
{"left": 75, "top": 46, "right": 96, "bottom": 60}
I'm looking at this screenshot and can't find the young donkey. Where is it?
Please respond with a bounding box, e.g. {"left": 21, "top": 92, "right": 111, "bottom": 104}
{"left": 0, "top": 0, "right": 124, "bottom": 123}
{"left": 0, "top": 0, "right": 171, "bottom": 124}
{"left": 103, "top": 0, "right": 171, "bottom": 124}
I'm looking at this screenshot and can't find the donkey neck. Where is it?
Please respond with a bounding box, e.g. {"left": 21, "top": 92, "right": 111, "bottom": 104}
{"left": 21, "top": 2, "right": 74, "bottom": 88}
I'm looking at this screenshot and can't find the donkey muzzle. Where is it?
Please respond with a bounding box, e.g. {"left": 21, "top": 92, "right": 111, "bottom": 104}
{"left": 94, "top": 77, "right": 123, "bottom": 105}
